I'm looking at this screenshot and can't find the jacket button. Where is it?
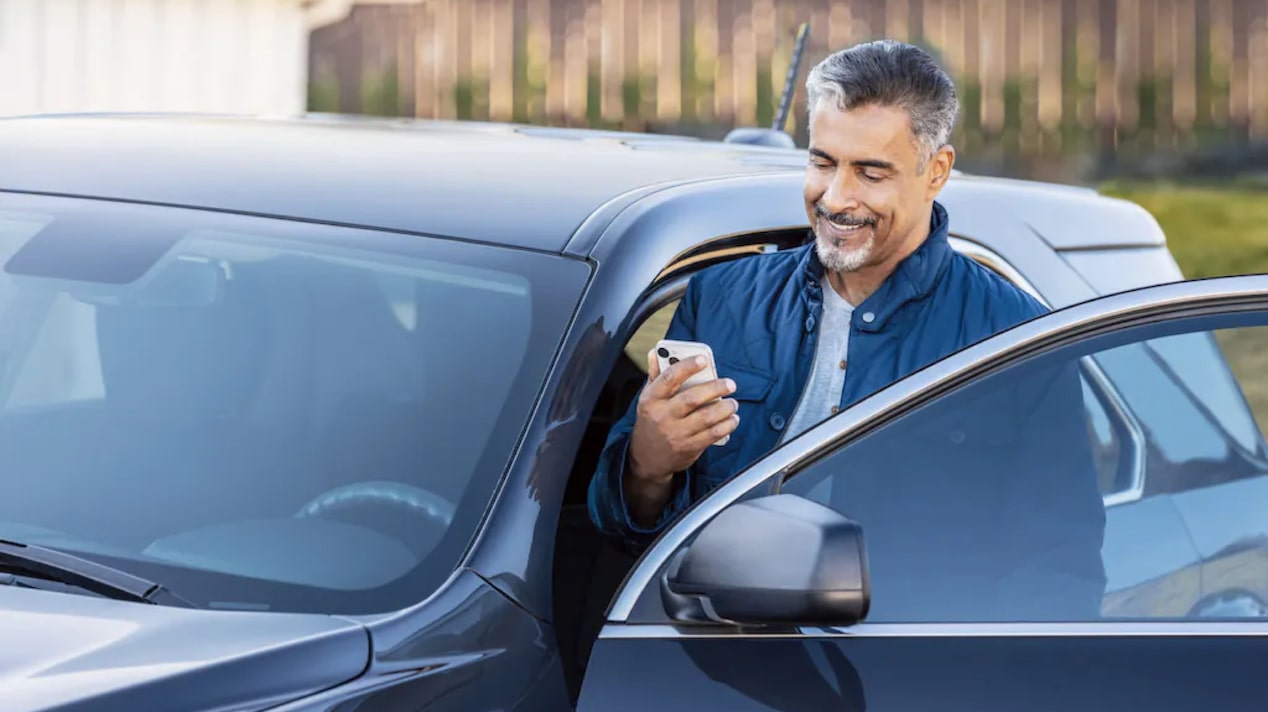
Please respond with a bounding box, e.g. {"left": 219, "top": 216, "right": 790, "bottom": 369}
{"left": 804, "top": 315, "right": 816, "bottom": 332}
{"left": 862, "top": 312, "right": 876, "bottom": 324}
{"left": 769, "top": 413, "right": 786, "bottom": 430}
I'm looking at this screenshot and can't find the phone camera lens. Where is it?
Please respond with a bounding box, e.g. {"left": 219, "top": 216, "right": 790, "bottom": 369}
{"left": 657, "top": 347, "right": 670, "bottom": 358}
{"left": 668, "top": 357, "right": 679, "bottom": 365}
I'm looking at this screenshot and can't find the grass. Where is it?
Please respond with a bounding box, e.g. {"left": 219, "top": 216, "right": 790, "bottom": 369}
{"left": 1099, "top": 181, "right": 1268, "bottom": 279}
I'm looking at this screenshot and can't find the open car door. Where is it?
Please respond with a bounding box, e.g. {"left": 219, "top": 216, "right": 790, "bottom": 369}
{"left": 579, "top": 275, "right": 1268, "bottom": 711}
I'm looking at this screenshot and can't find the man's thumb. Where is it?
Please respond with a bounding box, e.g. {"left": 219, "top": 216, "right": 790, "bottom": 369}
{"left": 646, "top": 348, "right": 661, "bottom": 380}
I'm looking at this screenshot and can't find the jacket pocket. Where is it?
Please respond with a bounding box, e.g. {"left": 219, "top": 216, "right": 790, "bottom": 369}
{"left": 716, "top": 359, "right": 775, "bottom": 403}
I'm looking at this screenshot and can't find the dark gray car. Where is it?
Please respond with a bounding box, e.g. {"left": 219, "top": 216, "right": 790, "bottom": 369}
{"left": 1, "top": 114, "right": 1267, "bottom": 711}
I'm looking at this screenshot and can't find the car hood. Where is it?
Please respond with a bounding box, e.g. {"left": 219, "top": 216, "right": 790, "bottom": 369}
{"left": 0, "top": 586, "right": 370, "bottom": 712}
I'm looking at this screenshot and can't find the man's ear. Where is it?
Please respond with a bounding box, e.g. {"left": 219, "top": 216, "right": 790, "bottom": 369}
{"left": 925, "top": 144, "right": 956, "bottom": 200}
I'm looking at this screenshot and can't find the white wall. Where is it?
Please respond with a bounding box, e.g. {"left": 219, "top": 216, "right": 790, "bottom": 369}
{"left": 0, "top": 0, "right": 358, "bottom": 117}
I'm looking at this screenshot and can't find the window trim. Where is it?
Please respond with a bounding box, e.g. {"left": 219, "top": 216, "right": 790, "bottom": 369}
{"left": 631, "top": 272, "right": 691, "bottom": 328}
{"left": 650, "top": 230, "right": 803, "bottom": 285}
{"left": 1087, "top": 357, "right": 1146, "bottom": 506}
{"left": 949, "top": 236, "right": 1043, "bottom": 303}
{"left": 599, "top": 621, "right": 1268, "bottom": 640}
{"left": 606, "top": 274, "right": 1268, "bottom": 624}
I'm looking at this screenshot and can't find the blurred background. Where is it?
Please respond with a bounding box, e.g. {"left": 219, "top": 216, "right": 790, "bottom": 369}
{"left": 3, "top": 0, "right": 1266, "bottom": 277}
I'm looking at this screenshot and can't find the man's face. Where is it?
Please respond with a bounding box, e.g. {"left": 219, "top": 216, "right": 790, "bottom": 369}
{"left": 803, "top": 102, "right": 953, "bottom": 274}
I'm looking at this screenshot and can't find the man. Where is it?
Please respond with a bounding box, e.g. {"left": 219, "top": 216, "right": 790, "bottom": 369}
{"left": 587, "top": 41, "right": 1105, "bottom": 618}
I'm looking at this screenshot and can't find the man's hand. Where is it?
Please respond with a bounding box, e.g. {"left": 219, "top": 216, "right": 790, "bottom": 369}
{"left": 623, "top": 350, "right": 739, "bottom": 527}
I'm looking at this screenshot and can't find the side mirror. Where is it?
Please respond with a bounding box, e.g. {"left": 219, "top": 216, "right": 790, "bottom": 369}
{"left": 662, "top": 494, "right": 869, "bottom": 626}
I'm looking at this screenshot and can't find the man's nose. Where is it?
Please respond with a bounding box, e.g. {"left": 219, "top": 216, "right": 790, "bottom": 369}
{"left": 820, "top": 173, "right": 861, "bottom": 214}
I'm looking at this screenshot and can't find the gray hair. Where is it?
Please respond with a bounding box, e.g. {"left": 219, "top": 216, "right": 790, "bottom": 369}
{"left": 806, "top": 40, "right": 959, "bottom": 168}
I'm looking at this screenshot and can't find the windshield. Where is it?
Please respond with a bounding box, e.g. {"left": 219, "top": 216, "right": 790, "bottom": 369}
{"left": 0, "top": 193, "right": 587, "bottom": 614}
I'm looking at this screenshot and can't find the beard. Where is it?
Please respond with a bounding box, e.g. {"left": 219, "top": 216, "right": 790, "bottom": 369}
{"left": 811, "top": 202, "right": 878, "bottom": 273}
{"left": 814, "top": 226, "right": 875, "bottom": 273}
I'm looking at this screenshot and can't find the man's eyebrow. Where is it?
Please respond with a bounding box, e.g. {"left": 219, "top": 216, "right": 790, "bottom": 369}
{"left": 807, "top": 149, "right": 896, "bottom": 172}
{"left": 808, "top": 147, "right": 836, "bottom": 162}
{"left": 850, "top": 158, "right": 896, "bottom": 171}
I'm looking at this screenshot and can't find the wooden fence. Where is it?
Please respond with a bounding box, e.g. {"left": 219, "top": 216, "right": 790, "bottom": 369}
{"left": 309, "top": 0, "right": 1268, "bottom": 174}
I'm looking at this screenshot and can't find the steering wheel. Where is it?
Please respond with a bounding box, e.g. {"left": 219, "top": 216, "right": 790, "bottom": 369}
{"left": 295, "top": 481, "right": 456, "bottom": 529}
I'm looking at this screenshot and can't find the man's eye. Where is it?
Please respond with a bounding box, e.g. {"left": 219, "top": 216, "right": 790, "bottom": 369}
{"left": 810, "top": 160, "right": 832, "bottom": 170}
{"left": 862, "top": 172, "right": 885, "bottom": 183}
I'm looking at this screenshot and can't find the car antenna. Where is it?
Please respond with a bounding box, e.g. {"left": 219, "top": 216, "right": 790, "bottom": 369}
{"left": 772, "top": 22, "right": 811, "bottom": 133}
{"left": 724, "top": 21, "right": 811, "bottom": 148}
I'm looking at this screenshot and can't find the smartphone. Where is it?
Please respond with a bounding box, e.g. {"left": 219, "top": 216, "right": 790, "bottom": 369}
{"left": 654, "top": 339, "right": 729, "bottom": 446}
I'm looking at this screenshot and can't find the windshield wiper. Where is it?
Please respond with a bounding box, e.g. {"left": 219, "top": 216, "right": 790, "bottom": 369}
{"left": 0, "top": 539, "right": 196, "bottom": 608}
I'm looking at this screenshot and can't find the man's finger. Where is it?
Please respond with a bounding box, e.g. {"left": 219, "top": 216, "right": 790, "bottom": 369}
{"left": 646, "top": 348, "right": 661, "bottom": 381}
{"left": 682, "top": 398, "right": 739, "bottom": 435}
{"left": 647, "top": 355, "right": 708, "bottom": 400}
{"left": 687, "top": 413, "right": 740, "bottom": 451}
{"left": 670, "top": 377, "right": 737, "bottom": 416}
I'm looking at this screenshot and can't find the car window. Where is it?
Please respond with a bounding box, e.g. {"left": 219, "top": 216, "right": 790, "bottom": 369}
{"left": 794, "top": 364, "right": 1136, "bottom": 505}
{"left": 779, "top": 311, "right": 1268, "bottom": 624}
{"left": 1147, "top": 332, "right": 1265, "bottom": 455}
{"left": 0, "top": 193, "right": 588, "bottom": 615}
{"left": 1064, "top": 247, "right": 1264, "bottom": 456}
{"left": 1092, "top": 342, "right": 1262, "bottom": 495}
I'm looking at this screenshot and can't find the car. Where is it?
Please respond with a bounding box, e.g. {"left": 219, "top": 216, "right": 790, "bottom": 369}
{"left": 1, "top": 113, "right": 1267, "bottom": 711}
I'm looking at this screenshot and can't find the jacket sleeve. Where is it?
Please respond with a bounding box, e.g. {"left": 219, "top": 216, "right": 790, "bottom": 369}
{"left": 994, "top": 356, "right": 1109, "bottom": 620}
{"left": 586, "top": 276, "right": 704, "bottom": 553}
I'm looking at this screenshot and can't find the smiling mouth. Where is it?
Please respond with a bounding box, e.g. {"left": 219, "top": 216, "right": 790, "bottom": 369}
{"left": 820, "top": 218, "right": 873, "bottom": 241}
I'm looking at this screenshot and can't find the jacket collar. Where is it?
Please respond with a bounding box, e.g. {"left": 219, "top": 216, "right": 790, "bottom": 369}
{"left": 800, "top": 200, "right": 953, "bottom": 333}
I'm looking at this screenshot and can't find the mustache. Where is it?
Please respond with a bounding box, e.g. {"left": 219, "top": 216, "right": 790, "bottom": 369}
{"left": 814, "top": 204, "right": 877, "bottom": 227}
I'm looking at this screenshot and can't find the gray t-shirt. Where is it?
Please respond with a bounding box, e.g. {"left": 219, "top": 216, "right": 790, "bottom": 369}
{"left": 781, "top": 283, "right": 854, "bottom": 444}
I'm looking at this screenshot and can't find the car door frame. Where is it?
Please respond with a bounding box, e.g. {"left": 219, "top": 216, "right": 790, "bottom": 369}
{"left": 597, "top": 274, "right": 1268, "bottom": 632}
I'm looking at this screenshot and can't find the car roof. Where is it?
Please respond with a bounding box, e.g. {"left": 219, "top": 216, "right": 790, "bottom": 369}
{"left": 0, "top": 113, "right": 807, "bottom": 252}
{"left": 0, "top": 113, "right": 1156, "bottom": 256}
